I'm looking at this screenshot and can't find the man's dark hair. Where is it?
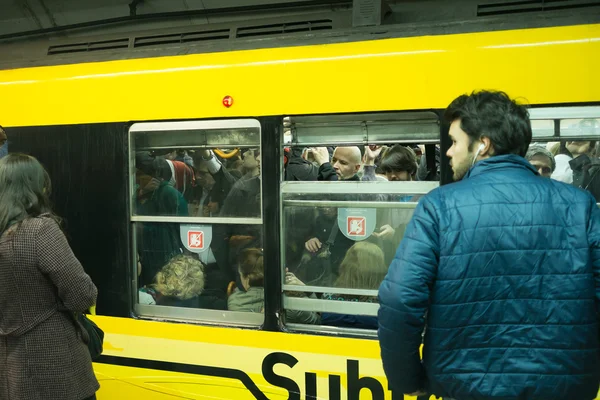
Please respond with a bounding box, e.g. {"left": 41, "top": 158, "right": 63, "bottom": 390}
{"left": 379, "top": 145, "right": 418, "bottom": 175}
{"left": 444, "top": 90, "right": 532, "bottom": 157}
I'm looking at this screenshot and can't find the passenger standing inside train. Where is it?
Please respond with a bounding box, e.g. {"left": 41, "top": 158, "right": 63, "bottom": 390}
{"left": 551, "top": 120, "right": 598, "bottom": 184}
{"left": 136, "top": 154, "right": 188, "bottom": 287}
{"left": 191, "top": 149, "right": 238, "bottom": 217}
{"left": 378, "top": 91, "right": 600, "bottom": 400}
{"left": 525, "top": 143, "right": 555, "bottom": 177}
{"left": 285, "top": 147, "right": 319, "bottom": 181}
{"left": 301, "top": 147, "right": 362, "bottom": 283}
{"left": 219, "top": 148, "right": 261, "bottom": 217}
{"left": 0, "top": 154, "right": 99, "bottom": 400}
{"left": 310, "top": 146, "right": 361, "bottom": 182}
{"left": 362, "top": 144, "right": 420, "bottom": 264}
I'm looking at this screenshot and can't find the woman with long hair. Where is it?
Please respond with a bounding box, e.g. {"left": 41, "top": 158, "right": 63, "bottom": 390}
{"left": 0, "top": 153, "right": 99, "bottom": 400}
{"left": 321, "top": 241, "right": 388, "bottom": 330}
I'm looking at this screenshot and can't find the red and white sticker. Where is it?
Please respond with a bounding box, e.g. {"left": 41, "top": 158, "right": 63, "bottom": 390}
{"left": 347, "top": 216, "right": 366, "bottom": 237}
{"left": 187, "top": 231, "right": 204, "bottom": 250}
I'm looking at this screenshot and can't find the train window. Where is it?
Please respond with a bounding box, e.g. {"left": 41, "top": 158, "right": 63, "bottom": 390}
{"left": 129, "top": 120, "right": 264, "bottom": 327}
{"left": 531, "top": 120, "right": 554, "bottom": 138}
{"left": 560, "top": 118, "right": 600, "bottom": 138}
{"left": 280, "top": 112, "right": 441, "bottom": 334}
{"left": 528, "top": 107, "right": 600, "bottom": 203}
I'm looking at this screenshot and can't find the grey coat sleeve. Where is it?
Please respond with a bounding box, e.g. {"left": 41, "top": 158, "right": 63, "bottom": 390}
{"left": 36, "top": 218, "right": 98, "bottom": 312}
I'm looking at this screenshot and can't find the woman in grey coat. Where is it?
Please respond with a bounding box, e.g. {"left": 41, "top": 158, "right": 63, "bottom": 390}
{"left": 0, "top": 153, "right": 99, "bottom": 400}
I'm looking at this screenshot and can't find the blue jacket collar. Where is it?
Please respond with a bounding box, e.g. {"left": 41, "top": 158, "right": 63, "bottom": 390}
{"left": 464, "top": 154, "right": 539, "bottom": 179}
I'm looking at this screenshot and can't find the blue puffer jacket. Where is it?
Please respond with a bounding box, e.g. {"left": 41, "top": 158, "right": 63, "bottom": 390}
{"left": 378, "top": 155, "right": 600, "bottom": 400}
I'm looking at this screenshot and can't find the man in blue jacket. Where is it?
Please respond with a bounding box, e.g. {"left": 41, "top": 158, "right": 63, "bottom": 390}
{"left": 378, "top": 90, "right": 600, "bottom": 400}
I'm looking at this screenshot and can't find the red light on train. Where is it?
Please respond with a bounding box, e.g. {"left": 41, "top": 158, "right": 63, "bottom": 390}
{"left": 223, "top": 96, "right": 233, "bottom": 108}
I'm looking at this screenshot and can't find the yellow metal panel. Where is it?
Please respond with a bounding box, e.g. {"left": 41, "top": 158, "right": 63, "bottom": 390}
{"left": 91, "top": 316, "right": 435, "bottom": 399}
{"left": 0, "top": 24, "right": 598, "bottom": 127}
{"left": 91, "top": 315, "right": 381, "bottom": 359}
{"left": 91, "top": 316, "right": 600, "bottom": 399}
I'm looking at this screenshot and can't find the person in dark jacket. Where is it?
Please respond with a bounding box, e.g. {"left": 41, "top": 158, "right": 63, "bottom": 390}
{"left": 378, "top": 90, "right": 600, "bottom": 400}
{"left": 0, "top": 153, "right": 99, "bottom": 400}
{"left": 214, "top": 148, "right": 263, "bottom": 286}
{"left": 192, "top": 149, "right": 238, "bottom": 216}
{"left": 310, "top": 146, "right": 361, "bottom": 182}
{"left": 135, "top": 157, "right": 188, "bottom": 287}
{"left": 298, "top": 147, "right": 362, "bottom": 284}
{"left": 285, "top": 147, "right": 319, "bottom": 181}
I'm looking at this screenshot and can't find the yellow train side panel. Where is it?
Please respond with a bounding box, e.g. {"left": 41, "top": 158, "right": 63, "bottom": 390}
{"left": 91, "top": 316, "right": 434, "bottom": 399}
{"left": 89, "top": 316, "right": 600, "bottom": 399}
{"left": 0, "top": 24, "right": 598, "bottom": 127}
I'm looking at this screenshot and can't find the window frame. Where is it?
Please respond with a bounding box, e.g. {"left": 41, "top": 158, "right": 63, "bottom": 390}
{"left": 279, "top": 111, "right": 444, "bottom": 334}
{"left": 128, "top": 118, "right": 266, "bottom": 327}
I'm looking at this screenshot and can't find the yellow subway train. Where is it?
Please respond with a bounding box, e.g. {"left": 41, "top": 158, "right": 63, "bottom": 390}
{"left": 0, "top": 19, "right": 599, "bottom": 400}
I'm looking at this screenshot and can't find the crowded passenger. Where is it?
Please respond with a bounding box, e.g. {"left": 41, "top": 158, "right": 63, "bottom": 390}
{"left": 321, "top": 242, "right": 387, "bottom": 330}
{"left": 285, "top": 147, "right": 319, "bottom": 181}
{"left": 525, "top": 144, "right": 555, "bottom": 177}
{"left": 190, "top": 149, "right": 237, "bottom": 217}
{"left": 220, "top": 148, "right": 261, "bottom": 218}
{"left": 140, "top": 254, "right": 227, "bottom": 310}
{"left": 135, "top": 152, "right": 188, "bottom": 287}
{"left": 551, "top": 120, "right": 599, "bottom": 184}
{"left": 227, "top": 158, "right": 244, "bottom": 179}
{"left": 416, "top": 145, "right": 440, "bottom": 181}
{"left": 228, "top": 248, "right": 320, "bottom": 324}
{"left": 165, "top": 158, "right": 195, "bottom": 201}
{"left": 361, "top": 144, "right": 420, "bottom": 262}
{"left": 310, "top": 146, "right": 362, "bottom": 181}
{"left": 363, "top": 144, "right": 418, "bottom": 182}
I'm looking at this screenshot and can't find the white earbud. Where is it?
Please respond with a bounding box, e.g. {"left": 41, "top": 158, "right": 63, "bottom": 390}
{"left": 472, "top": 143, "right": 485, "bottom": 167}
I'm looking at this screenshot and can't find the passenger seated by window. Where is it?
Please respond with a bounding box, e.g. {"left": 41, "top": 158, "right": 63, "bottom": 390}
{"left": 140, "top": 254, "right": 204, "bottom": 308}
{"left": 140, "top": 255, "right": 227, "bottom": 310}
{"left": 228, "top": 248, "right": 320, "bottom": 324}
{"left": 321, "top": 242, "right": 387, "bottom": 330}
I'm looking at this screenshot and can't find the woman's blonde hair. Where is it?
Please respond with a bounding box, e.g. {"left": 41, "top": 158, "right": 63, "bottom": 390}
{"left": 153, "top": 255, "right": 205, "bottom": 300}
{"left": 335, "top": 242, "right": 387, "bottom": 290}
